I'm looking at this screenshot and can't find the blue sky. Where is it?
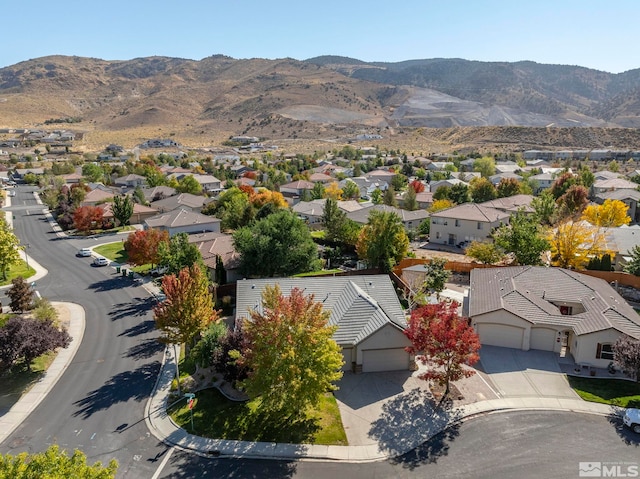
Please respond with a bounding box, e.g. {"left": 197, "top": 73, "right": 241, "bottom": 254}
{"left": 4, "top": 1, "right": 639, "bottom": 73}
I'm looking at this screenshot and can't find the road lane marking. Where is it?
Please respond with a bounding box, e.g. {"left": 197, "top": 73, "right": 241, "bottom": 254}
{"left": 151, "top": 447, "right": 174, "bottom": 479}
{"left": 90, "top": 433, "right": 96, "bottom": 440}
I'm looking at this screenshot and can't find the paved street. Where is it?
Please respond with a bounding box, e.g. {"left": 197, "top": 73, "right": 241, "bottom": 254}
{"left": 0, "top": 186, "right": 171, "bottom": 478}
{"left": 158, "top": 410, "right": 640, "bottom": 478}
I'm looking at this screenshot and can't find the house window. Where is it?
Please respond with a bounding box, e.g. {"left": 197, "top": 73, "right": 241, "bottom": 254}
{"left": 559, "top": 305, "right": 572, "bottom": 315}
{"left": 477, "top": 222, "right": 483, "bottom": 230}
{"left": 435, "top": 232, "right": 441, "bottom": 239}
{"left": 455, "top": 219, "right": 460, "bottom": 227}
{"left": 596, "top": 343, "right": 614, "bottom": 361}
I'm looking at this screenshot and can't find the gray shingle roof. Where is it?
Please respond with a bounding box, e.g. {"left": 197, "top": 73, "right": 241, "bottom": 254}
{"left": 469, "top": 266, "right": 640, "bottom": 339}
{"left": 145, "top": 208, "right": 220, "bottom": 228}
{"left": 430, "top": 203, "right": 510, "bottom": 222}
{"left": 235, "top": 275, "right": 407, "bottom": 346}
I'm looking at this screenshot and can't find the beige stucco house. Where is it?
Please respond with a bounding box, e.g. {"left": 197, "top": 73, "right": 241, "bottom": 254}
{"left": 235, "top": 275, "right": 412, "bottom": 373}
{"left": 468, "top": 266, "right": 640, "bottom": 368}
{"left": 429, "top": 203, "right": 510, "bottom": 248}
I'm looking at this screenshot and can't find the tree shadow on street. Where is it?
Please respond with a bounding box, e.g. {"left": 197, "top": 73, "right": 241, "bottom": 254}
{"left": 368, "top": 387, "right": 462, "bottom": 469}
{"left": 87, "top": 277, "right": 127, "bottom": 292}
{"left": 163, "top": 449, "right": 298, "bottom": 478}
{"left": 118, "top": 319, "right": 156, "bottom": 337}
{"left": 606, "top": 409, "right": 640, "bottom": 447}
{"left": 124, "top": 338, "right": 164, "bottom": 361}
{"left": 108, "top": 297, "right": 156, "bottom": 321}
{"left": 72, "top": 360, "right": 161, "bottom": 419}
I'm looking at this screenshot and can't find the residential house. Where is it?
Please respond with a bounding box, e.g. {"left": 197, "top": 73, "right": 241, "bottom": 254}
{"left": 140, "top": 186, "right": 177, "bottom": 204}
{"left": 468, "top": 266, "right": 640, "bottom": 368}
{"left": 308, "top": 172, "right": 334, "bottom": 184}
{"left": 279, "top": 180, "right": 315, "bottom": 199}
{"left": 429, "top": 178, "right": 469, "bottom": 192}
{"left": 415, "top": 191, "right": 434, "bottom": 209}
{"left": 489, "top": 172, "right": 523, "bottom": 186}
{"left": 293, "top": 199, "right": 367, "bottom": 227}
{"left": 339, "top": 176, "right": 388, "bottom": 200}
{"left": 150, "top": 193, "right": 212, "bottom": 214}
{"left": 144, "top": 208, "right": 221, "bottom": 236}
{"left": 81, "top": 188, "right": 115, "bottom": 206}
{"left": 236, "top": 275, "right": 412, "bottom": 372}
{"left": 429, "top": 203, "right": 510, "bottom": 247}
{"left": 114, "top": 174, "right": 146, "bottom": 189}
{"left": 592, "top": 178, "right": 638, "bottom": 196}
{"left": 13, "top": 168, "right": 45, "bottom": 179}
{"left": 102, "top": 202, "right": 158, "bottom": 225}
{"left": 602, "top": 225, "right": 640, "bottom": 269}
{"left": 530, "top": 172, "right": 555, "bottom": 193}
{"left": 62, "top": 173, "right": 84, "bottom": 184}
{"left": 346, "top": 204, "right": 429, "bottom": 232}
{"left": 479, "top": 194, "right": 534, "bottom": 214}
{"left": 426, "top": 161, "right": 454, "bottom": 171}
{"left": 188, "top": 232, "right": 241, "bottom": 283}
{"left": 494, "top": 162, "right": 521, "bottom": 174}
{"left": 364, "top": 169, "right": 397, "bottom": 185}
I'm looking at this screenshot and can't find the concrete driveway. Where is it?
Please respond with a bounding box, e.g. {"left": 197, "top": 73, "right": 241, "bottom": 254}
{"left": 478, "top": 346, "right": 579, "bottom": 399}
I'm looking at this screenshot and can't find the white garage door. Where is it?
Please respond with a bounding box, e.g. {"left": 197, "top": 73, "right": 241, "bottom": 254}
{"left": 530, "top": 327, "right": 556, "bottom": 351}
{"left": 362, "top": 349, "right": 409, "bottom": 373}
{"left": 477, "top": 323, "right": 524, "bottom": 349}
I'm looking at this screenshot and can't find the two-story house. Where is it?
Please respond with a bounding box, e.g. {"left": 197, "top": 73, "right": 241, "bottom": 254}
{"left": 429, "top": 203, "right": 510, "bottom": 248}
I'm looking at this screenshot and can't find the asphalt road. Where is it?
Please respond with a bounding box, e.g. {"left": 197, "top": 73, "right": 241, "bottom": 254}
{"left": 0, "top": 186, "right": 171, "bottom": 478}
{"left": 159, "top": 410, "right": 640, "bottom": 479}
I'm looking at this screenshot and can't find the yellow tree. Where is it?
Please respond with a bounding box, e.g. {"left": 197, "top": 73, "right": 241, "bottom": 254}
{"left": 324, "top": 182, "right": 343, "bottom": 200}
{"left": 548, "top": 221, "right": 610, "bottom": 270}
{"left": 428, "top": 199, "right": 454, "bottom": 213}
{"left": 251, "top": 189, "right": 288, "bottom": 209}
{"left": 581, "top": 199, "right": 631, "bottom": 227}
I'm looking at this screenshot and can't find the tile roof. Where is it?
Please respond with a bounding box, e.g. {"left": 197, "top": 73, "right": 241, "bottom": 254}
{"left": 187, "top": 232, "right": 239, "bottom": 270}
{"left": 235, "top": 275, "right": 407, "bottom": 346}
{"left": 145, "top": 208, "right": 220, "bottom": 229}
{"left": 346, "top": 204, "right": 429, "bottom": 224}
{"left": 479, "top": 194, "right": 534, "bottom": 211}
{"left": 430, "top": 203, "right": 510, "bottom": 222}
{"left": 469, "top": 266, "right": 640, "bottom": 339}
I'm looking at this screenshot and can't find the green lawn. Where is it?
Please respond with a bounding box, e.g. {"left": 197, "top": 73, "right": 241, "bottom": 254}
{"left": 294, "top": 269, "right": 343, "bottom": 277}
{"left": 0, "top": 260, "right": 36, "bottom": 287}
{"left": 568, "top": 376, "right": 640, "bottom": 407}
{"left": 0, "top": 351, "right": 57, "bottom": 414}
{"left": 93, "top": 242, "right": 129, "bottom": 263}
{"left": 169, "top": 389, "right": 347, "bottom": 445}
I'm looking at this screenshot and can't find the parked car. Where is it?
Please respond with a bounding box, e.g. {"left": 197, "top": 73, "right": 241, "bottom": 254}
{"left": 93, "top": 257, "right": 109, "bottom": 267}
{"left": 77, "top": 248, "right": 92, "bottom": 257}
{"left": 7, "top": 190, "right": 15, "bottom": 197}
{"left": 150, "top": 265, "right": 168, "bottom": 277}
{"left": 623, "top": 408, "right": 640, "bottom": 434}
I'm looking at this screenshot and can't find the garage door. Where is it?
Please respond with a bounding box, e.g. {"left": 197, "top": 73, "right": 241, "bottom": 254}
{"left": 530, "top": 327, "right": 556, "bottom": 351}
{"left": 477, "top": 323, "right": 524, "bottom": 349}
{"left": 362, "top": 349, "right": 409, "bottom": 373}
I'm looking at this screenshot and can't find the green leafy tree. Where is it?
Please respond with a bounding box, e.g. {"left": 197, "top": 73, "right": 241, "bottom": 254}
{"left": 432, "top": 185, "right": 451, "bottom": 201}
{"left": 341, "top": 180, "right": 360, "bottom": 200}
{"left": 176, "top": 175, "right": 202, "bottom": 195}
{"left": 403, "top": 185, "right": 418, "bottom": 211}
{"left": 550, "top": 172, "right": 577, "bottom": 199}
{"left": 423, "top": 257, "right": 450, "bottom": 297}
{"left": 82, "top": 163, "right": 104, "bottom": 183}
{"left": 158, "top": 232, "right": 204, "bottom": 275}
{"left": 0, "top": 218, "right": 21, "bottom": 281}
{"left": 496, "top": 178, "right": 521, "bottom": 198}
{"left": 624, "top": 245, "right": 640, "bottom": 276}
{"left": 449, "top": 183, "right": 470, "bottom": 204}
{"left": 356, "top": 210, "right": 409, "bottom": 272}
{"left": 469, "top": 177, "right": 497, "bottom": 203}
{"left": 492, "top": 211, "right": 549, "bottom": 265}
{"left": 531, "top": 190, "right": 556, "bottom": 225}
{"left": 383, "top": 185, "right": 398, "bottom": 206}
{"left": 233, "top": 210, "right": 320, "bottom": 277}
{"left": 579, "top": 167, "right": 595, "bottom": 188}
{"left": 240, "top": 285, "right": 343, "bottom": 417}
{"left": 322, "top": 198, "right": 347, "bottom": 243}
{"left": 112, "top": 195, "right": 134, "bottom": 226}
{"left": 370, "top": 188, "right": 383, "bottom": 204}
{"left": 473, "top": 157, "right": 496, "bottom": 177}
{"left": 311, "top": 182, "right": 325, "bottom": 200}
{"left": 0, "top": 444, "right": 117, "bottom": 478}
{"left": 190, "top": 320, "right": 228, "bottom": 368}
{"left": 464, "top": 241, "right": 505, "bottom": 264}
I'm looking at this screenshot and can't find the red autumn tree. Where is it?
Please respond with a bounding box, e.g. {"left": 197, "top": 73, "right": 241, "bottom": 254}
{"left": 409, "top": 179, "right": 425, "bottom": 193}
{"left": 404, "top": 301, "right": 480, "bottom": 399}
{"left": 124, "top": 229, "right": 169, "bottom": 266}
{"left": 73, "top": 205, "right": 104, "bottom": 233}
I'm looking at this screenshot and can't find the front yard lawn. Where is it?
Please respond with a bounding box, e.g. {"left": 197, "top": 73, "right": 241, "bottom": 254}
{"left": 93, "top": 242, "right": 128, "bottom": 264}
{"left": 0, "top": 351, "right": 56, "bottom": 414}
{"left": 168, "top": 388, "right": 347, "bottom": 445}
{"left": 0, "top": 260, "right": 36, "bottom": 287}
{"left": 568, "top": 376, "right": 640, "bottom": 408}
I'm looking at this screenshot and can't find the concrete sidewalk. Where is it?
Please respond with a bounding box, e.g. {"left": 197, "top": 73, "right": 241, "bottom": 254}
{"left": 144, "top": 342, "right": 621, "bottom": 463}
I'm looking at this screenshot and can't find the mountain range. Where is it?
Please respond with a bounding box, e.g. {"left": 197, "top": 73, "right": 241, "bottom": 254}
{"left": 2, "top": 54, "right": 640, "bottom": 151}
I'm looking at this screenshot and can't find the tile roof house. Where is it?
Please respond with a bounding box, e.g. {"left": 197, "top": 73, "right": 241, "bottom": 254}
{"left": 279, "top": 180, "right": 315, "bottom": 198}
{"left": 101, "top": 202, "right": 158, "bottom": 225}
{"left": 114, "top": 174, "right": 146, "bottom": 188}
{"left": 292, "top": 199, "right": 367, "bottom": 226}
{"left": 149, "top": 193, "right": 212, "bottom": 213}
{"left": 595, "top": 189, "right": 640, "bottom": 224}
{"left": 188, "top": 232, "right": 241, "bottom": 283}
{"left": 235, "top": 275, "right": 412, "bottom": 373}
{"left": 479, "top": 194, "right": 534, "bottom": 214}
{"left": 81, "top": 188, "right": 115, "bottom": 206}
{"left": 592, "top": 178, "right": 638, "bottom": 195}
{"left": 602, "top": 225, "right": 640, "bottom": 269}
{"left": 346, "top": 204, "right": 429, "bottom": 231}
{"left": 468, "top": 266, "right": 640, "bottom": 368}
{"left": 140, "top": 186, "right": 178, "bottom": 203}
{"left": 429, "top": 203, "right": 510, "bottom": 248}
{"left": 308, "top": 172, "right": 334, "bottom": 183}
{"left": 144, "top": 208, "right": 221, "bottom": 236}
{"left": 339, "top": 176, "right": 388, "bottom": 200}
{"left": 364, "top": 169, "right": 397, "bottom": 184}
